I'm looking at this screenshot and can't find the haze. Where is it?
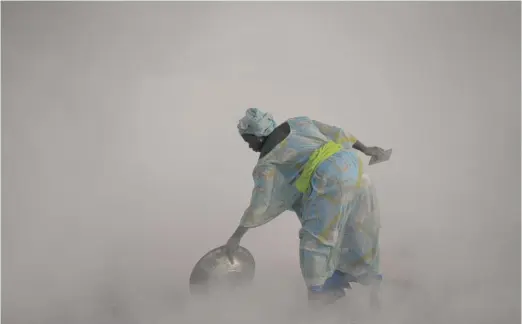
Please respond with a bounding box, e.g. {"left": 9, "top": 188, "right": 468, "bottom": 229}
{"left": 2, "top": 2, "right": 520, "bottom": 324}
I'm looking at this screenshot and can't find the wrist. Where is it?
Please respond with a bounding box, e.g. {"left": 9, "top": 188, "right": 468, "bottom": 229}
{"left": 232, "top": 226, "right": 248, "bottom": 240}
{"left": 359, "top": 147, "right": 371, "bottom": 156}
{"left": 354, "top": 140, "right": 368, "bottom": 154}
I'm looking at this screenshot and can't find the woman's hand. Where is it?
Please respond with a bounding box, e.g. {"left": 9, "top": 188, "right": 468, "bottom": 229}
{"left": 363, "top": 146, "right": 386, "bottom": 158}
{"left": 224, "top": 226, "right": 248, "bottom": 262}
{"left": 224, "top": 235, "right": 241, "bottom": 262}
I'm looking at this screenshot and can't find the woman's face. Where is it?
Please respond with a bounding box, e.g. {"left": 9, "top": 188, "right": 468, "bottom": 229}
{"left": 242, "top": 134, "right": 264, "bottom": 153}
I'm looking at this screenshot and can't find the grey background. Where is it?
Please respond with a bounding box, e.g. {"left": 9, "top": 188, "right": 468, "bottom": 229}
{"left": 2, "top": 2, "right": 520, "bottom": 324}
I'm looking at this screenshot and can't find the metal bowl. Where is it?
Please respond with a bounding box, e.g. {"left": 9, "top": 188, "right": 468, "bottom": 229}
{"left": 189, "top": 245, "right": 256, "bottom": 295}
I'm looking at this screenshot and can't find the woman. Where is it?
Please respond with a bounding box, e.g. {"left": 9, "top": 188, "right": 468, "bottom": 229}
{"left": 225, "top": 108, "right": 387, "bottom": 306}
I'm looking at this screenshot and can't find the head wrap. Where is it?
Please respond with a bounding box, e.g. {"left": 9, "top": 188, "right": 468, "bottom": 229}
{"left": 237, "top": 108, "right": 277, "bottom": 137}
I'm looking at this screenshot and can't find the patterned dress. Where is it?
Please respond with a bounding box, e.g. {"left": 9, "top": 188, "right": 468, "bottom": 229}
{"left": 239, "top": 116, "right": 381, "bottom": 287}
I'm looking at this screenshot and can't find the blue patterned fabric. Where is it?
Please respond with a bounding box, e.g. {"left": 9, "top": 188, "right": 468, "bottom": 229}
{"left": 239, "top": 116, "right": 381, "bottom": 287}
{"left": 237, "top": 108, "right": 277, "bottom": 137}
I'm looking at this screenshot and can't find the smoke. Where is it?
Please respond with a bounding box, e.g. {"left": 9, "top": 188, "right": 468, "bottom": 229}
{"left": 2, "top": 2, "right": 520, "bottom": 324}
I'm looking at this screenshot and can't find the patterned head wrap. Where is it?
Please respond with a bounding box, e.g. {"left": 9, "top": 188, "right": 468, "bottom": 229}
{"left": 237, "top": 108, "right": 277, "bottom": 137}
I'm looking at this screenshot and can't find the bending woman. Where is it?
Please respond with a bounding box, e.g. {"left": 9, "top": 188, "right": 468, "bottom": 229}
{"left": 225, "top": 108, "right": 387, "bottom": 306}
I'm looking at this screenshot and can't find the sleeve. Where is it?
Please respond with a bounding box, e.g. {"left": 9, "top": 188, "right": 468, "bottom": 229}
{"left": 312, "top": 120, "right": 357, "bottom": 150}
{"left": 239, "top": 164, "right": 284, "bottom": 228}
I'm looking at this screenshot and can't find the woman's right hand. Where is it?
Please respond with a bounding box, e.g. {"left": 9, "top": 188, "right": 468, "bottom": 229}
{"left": 224, "top": 225, "right": 249, "bottom": 262}
{"left": 224, "top": 235, "right": 240, "bottom": 263}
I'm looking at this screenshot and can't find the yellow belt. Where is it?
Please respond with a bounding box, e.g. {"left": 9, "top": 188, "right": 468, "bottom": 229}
{"left": 295, "top": 141, "right": 364, "bottom": 194}
{"left": 295, "top": 141, "right": 343, "bottom": 193}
